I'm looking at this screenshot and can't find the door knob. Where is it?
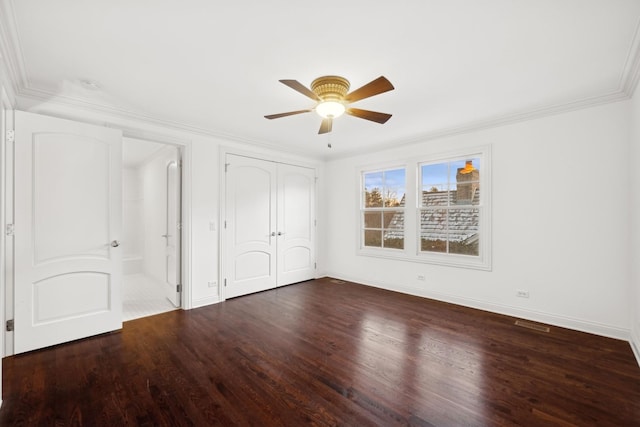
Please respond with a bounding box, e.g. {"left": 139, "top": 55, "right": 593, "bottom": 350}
{"left": 111, "top": 240, "right": 120, "bottom": 247}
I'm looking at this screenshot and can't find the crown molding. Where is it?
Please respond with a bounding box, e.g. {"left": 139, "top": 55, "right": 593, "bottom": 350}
{"left": 327, "top": 89, "right": 630, "bottom": 161}
{"left": 16, "top": 82, "right": 634, "bottom": 163}
{"left": 16, "top": 86, "right": 317, "bottom": 159}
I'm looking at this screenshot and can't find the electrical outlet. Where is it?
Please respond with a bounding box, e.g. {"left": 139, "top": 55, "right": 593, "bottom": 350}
{"left": 417, "top": 275, "right": 425, "bottom": 281}
{"left": 516, "top": 290, "right": 530, "bottom": 298}
{"left": 208, "top": 281, "right": 217, "bottom": 288}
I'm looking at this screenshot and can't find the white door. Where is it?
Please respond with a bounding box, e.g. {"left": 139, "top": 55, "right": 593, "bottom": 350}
{"left": 225, "top": 154, "right": 277, "bottom": 298}
{"left": 14, "top": 111, "right": 123, "bottom": 354}
{"left": 165, "top": 152, "right": 181, "bottom": 307}
{"left": 277, "top": 164, "right": 316, "bottom": 286}
{"left": 224, "top": 154, "right": 315, "bottom": 299}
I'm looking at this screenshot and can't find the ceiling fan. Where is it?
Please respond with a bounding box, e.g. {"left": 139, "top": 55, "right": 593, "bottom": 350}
{"left": 265, "top": 75, "right": 394, "bottom": 134}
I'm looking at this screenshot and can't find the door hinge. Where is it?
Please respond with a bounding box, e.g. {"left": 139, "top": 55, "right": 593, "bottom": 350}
{"left": 314, "top": 262, "right": 317, "bottom": 269}
{"left": 224, "top": 278, "right": 227, "bottom": 287}
{"left": 6, "top": 223, "right": 14, "bottom": 236}
{"left": 224, "top": 220, "right": 227, "bottom": 229}
{"left": 6, "top": 129, "right": 14, "bottom": 144}
{"left": 225, "top": 163, "right": 230, "bottom": 172}
{"left": 6, "top": 319, "right": 14, "bottom": 332}
{"left": 177, "top": 284, "right": 182, "bottom": 293}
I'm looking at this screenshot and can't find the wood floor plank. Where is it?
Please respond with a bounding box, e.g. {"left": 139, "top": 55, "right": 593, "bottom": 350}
{"left": 1, "top": 277, "right": 640, "bottom": 426}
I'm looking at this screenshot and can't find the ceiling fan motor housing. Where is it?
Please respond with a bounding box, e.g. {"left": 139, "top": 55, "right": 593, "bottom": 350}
{"left": 311, "top": 76, "right": 350, "bottom": 101}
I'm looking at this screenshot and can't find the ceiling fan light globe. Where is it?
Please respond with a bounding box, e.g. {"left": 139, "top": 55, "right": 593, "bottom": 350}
{"left": 316, "top": 101, "right": 345, "bottom": 119}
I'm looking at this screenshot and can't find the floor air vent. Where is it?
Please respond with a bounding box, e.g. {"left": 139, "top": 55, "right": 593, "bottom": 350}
{"left": 514, "top": 320, "right": 550, "bottom": 333}
{"left": 329, "top": 279, "right": 346, "bottom": 284}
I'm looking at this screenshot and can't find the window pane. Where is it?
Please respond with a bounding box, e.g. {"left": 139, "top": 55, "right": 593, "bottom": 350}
{"left": 364, "top": 211, "right": 382, "bottom": 228}
{"left": 421, "top": 189, "right": 452, "bottom": 207}
{"left": 384, "top": 235, "right": 404, "bottom": 249}
{"left": 384, "top": 211, "right": 401, "bottom": 228}
{"left": 448, "top": 208, "right": 479, "bottom": 255}
{"left": 452, "top": 158, "right": 480, "bottom": 205}
{"left": 383, "top": 168, "right": 406, "bottom": 207}
{"left": 421, "top": 163, "right": 449, "bottom": 189}
{"left": 449, "top": 158, "right": 480, "bottom": 182}
{"left": 421, "top": 238, "right": 446, "bottom": 252}
{"left": 364, "top": 230, "right": 382, "bottom": 247}
{"left": 423, "top": 183, "right": 447, "bottom": 193}
{"left": 364, "top": 172, "right": 383, "bottom": 207}
{"left": 384, "top": 211, "right": 404, "bottom": 237}
{"left": 420, "top": 209, "right": 447, "bottom": 253}
{"left": 382, "top": 211, "right": 404, "bottom": 249}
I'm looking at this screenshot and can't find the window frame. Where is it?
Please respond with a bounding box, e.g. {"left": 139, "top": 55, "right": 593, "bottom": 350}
{"left": 359, "top": 165, "right": 408, "bottom": 252}
{"left": 357, "top": 146, "right": 491, "bottom": 271}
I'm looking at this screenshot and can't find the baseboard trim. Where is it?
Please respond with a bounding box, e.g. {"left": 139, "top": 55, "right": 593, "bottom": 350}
{"left": 191, "top": 296, "right": 221, "bottom": 309}
{"left": 631, "top": 327, "right": 640, "bottom": 367}
{"left": 325, "top": 273, "right": 630, "bottom": 341}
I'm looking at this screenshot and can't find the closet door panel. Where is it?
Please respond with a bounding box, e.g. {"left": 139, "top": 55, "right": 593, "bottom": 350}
{"left": 277, "top": 164, "right": 316, "bottom": 286}
{"left": 225, "top": 154, "right": 277, "bottom": 298}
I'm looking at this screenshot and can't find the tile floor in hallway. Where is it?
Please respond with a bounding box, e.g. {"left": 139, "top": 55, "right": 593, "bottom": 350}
{"left": 123, "top": 274, "right": 177, "bottom": 321}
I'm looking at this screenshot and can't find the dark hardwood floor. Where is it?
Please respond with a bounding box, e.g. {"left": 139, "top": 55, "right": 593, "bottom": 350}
{"left": 1, "top": 277, "right": 639, "bottom": 426}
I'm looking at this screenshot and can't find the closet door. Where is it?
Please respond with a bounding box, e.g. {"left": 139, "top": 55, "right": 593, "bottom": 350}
{"left": 224, "top": 154, "right": 316, "bottom": 299}
{"left": 225, "top": 154, "right": 277, "bottom": 298}
{"left": 277, "top": 164, "right": 316, "bottom": 286}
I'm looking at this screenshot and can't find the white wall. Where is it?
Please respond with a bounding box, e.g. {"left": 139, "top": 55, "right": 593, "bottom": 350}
{"left": 630, "top": 92, "right": 640, "bottom": 361}
{"left": 122, "top": 167, "right": 144, "bottom": 272}
{"left": 325, "top": 100, "right": 632, "bottom": 339}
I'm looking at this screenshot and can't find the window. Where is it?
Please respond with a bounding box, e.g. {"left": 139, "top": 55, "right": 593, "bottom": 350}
{"left": 358, "top": 147, "right": 490, "bottom": 270}
{"left": 420, "top": 157, "right": 480, "bottom": 256}
{"left": 361, "top": 168, "right": 406, "bottom": 250}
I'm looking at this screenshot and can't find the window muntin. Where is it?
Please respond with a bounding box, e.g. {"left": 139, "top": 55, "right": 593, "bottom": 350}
{"left": 420, "top": 157, "right": 480, "bottom": 256}
{"left": 362, "top": 168, "right": 406, "bottom": 250}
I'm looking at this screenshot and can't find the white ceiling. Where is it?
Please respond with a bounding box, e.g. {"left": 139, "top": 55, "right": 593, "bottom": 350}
{"left": 3, "top": 0, "right": 640, "bottom": 159}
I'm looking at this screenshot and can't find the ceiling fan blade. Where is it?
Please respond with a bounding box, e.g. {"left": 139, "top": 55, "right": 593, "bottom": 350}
{"left": 264, "top": 109, "right": 312, "bottom": 119}
{"left": 318, "top": 118, "right": 333, "bottom": 134}
{"left": 344, "top": 76, "right": 394, "bottom": 103}
{"left": 279, "top": 80, "right": 321, "bottom": 101}
{"left": 346, "top": 108, "right": 392, "bottom": 124}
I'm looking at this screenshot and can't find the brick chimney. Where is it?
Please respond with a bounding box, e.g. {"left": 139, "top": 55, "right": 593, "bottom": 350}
{"left": 456, "top": 160, "right": 479, "bottom": 203}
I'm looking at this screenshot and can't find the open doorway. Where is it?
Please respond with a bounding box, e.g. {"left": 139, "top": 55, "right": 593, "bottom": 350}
{"left": 122, "top": 137, "right": 182, "bottom": 321}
